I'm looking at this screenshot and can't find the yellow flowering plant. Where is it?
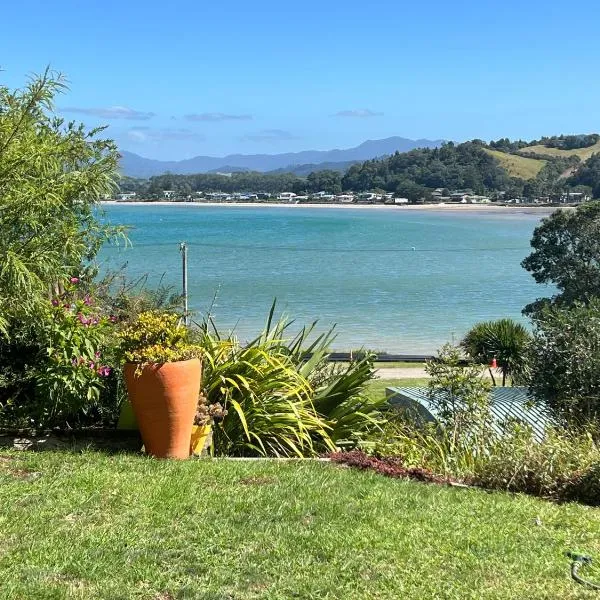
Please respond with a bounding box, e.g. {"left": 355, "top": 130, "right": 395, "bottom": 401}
{"left": 118, "top": 311, "right": 202, "bottom": 367}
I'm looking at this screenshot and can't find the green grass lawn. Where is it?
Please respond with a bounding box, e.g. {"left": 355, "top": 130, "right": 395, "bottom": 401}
{"left": 1, "top": 452, "right": 600, "bottom": 599}
{"left": 367, "top": 377, "right": 430, "bottom": 402}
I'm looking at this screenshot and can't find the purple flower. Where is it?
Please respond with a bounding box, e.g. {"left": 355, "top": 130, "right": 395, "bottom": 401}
{"left": 109, "top": 316, "right": 118, "bottom": 323}
{"left": 70, "top": 277, "right": 79, "bottom": 284}
{"left": 95, "top": 351, "right": 101, "bottom": 359}
{"left": 97, "top": 366, "right": 111, "bottom": 377}
{"left": 77, "top": 313, "right": 89, "bottom": 326}
{"left": 51, "top": 299, "right": 59, "bottom": 307}
{"left": 84, "top": 294, "right": 92, "bottom": 306}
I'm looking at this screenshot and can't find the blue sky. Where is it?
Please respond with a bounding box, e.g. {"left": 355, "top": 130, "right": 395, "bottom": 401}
{"left": 2, "top": 0, "right": 599, "bottom": 160}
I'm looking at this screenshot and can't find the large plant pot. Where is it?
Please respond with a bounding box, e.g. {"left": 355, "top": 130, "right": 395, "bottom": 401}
{"left": 124, "top": 358, "right": 201, "bottom": 459}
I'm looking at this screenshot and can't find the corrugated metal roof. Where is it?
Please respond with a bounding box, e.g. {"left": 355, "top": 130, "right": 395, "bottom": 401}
{"left": 386, "top": 386, "right": 552, "bottom": 442}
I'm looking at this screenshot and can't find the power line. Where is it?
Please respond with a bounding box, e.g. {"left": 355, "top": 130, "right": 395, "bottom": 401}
{"left": 104, "top": 241, "right": 529, "bottom": 253}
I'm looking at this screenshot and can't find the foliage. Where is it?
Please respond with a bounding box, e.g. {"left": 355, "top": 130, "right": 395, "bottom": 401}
{"left": 195, "top": 303, "right": 381, "bottom": 456}
{"left": 250, "top": 306, "right": 385, "bottom": 447}
{"left": 93, "top": 270, "right": 184, "bottom": 323}
{"left": 472, "top": 425, "right": 600, "bottom": 499}
{"left": 541, "top": 134, "right": 600, "bottom": 150}
{"left": 138, "top": 170, "right": 307, "bottom": 197}
{"left": 425, "top": 344, "right": 492, "bottom": 439}
{"left": 342, "top": 141, "right": 512, "bottom": 196}
{"left": 118, "top": 311, "right": 201, "bottom": 366}
{"left": 200, "top": 333, "right": 333, "bottom": 457}
{"left": 306, "top": 169, "right": 342, "bottom": 194}
{"left": 0, "top": 69, "right": 122, "bottom": 336}
{"left": 33, "top": 287, "right": 113, "bottom": 424}
{"left": 374, "top": 416, "right": 600, "bottom": 504}
{"left": 522, "top": 202, "right": 600, "bottom": 315}
{"left": 569, "top": 152, "right": 600, "bottom": 198}
{"left": 528, "top": 299, "right": 600, "bottom": 426}
{"left": 461, "top": 318, "right": 532, "bottom": 386}
{"left": 0, "top": 283, "right": 119, "bottom": 428}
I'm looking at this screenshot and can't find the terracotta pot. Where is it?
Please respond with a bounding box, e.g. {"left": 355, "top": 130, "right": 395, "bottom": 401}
{"left": 124, "top": 359, "right": 201, "bottom": 459}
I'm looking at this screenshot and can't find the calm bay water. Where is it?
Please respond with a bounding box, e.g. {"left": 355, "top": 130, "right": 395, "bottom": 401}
{"left": 99, "top": 204, "right": 548, "bottom": 353}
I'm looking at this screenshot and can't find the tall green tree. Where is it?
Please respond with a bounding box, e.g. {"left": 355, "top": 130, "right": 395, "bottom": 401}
{"left": 0, "top": 69, "right": 121, "bottom": 335}
{"left": 521, "top": 202, "right": 600, "bottom": 315}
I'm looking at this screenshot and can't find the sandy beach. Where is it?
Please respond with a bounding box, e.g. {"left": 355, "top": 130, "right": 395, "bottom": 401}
{"left": 101, "top": 200, "right": 558, "bottom": 215}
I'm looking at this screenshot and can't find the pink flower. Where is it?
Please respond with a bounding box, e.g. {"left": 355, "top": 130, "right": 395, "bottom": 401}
{"left": 84, "top": 294, "right": 92, "bottom": 306}
{"left": 89, "top": 361, "right": 95, "bottom": 370}
{"left": 95, "top": 351, "right": 101, "bottom": 359}
{"left": 70, "top": 277, "right": 79, "bottom": 284}
{"left": 97, "top": 366, "right": 111, "bottom": 377}
{"left": 51, "top": 299, "right": 59, "bottom": 307}
{"left": 77, "top": 313, "right": 89, "bottom": 326}
{"left": 109, "top": 316, "right": 118, "bottom": 323}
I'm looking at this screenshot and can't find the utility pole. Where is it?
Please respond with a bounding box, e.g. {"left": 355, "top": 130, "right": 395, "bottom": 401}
{"left": 180, "top": 242, "right": 189, "bottom": 326}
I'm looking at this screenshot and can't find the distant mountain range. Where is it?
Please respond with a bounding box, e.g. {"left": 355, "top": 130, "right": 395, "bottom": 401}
{"left": 119, "top": 137, "right": 445, "bottom": 178}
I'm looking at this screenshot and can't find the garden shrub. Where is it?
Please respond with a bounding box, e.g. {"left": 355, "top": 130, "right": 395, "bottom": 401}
{"left": 529, "top": 299, "right": 600, "bottom": 426}
{"left": 197, "top": 305, "right": 383, "bottom": 457}
{"left": 471, "top": 426, "right": 600, "bottom": 499}
{"left": 200, "top": 333, "right": 333, "bottom": 457}
{"left": 0, "top": 282, "right": 120, "bottom": 428}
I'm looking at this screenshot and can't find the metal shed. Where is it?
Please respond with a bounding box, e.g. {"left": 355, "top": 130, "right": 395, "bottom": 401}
{"left": 386, "top": 386, "right": 552, "bottom": 442}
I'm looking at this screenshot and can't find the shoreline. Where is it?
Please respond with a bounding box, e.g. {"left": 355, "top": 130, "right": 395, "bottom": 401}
{"left": 101, "top": 201, "right": 558, "bottom": 215}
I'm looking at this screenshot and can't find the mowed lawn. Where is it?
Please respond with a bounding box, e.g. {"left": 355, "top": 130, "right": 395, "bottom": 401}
{"left": 2, "top": 452, "right": 600, "bottom": 599}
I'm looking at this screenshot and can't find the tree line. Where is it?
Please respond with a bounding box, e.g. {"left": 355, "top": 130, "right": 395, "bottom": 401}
{"left": 119, "top": 138, "right": 600, "bottom": 201}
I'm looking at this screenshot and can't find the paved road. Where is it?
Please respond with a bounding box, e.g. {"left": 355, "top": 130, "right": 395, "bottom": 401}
{"left": 375, "top": 367, "right": 429, "bottom": 379}
{"left": 375, "top": 367, "right": 497, "bottom": 380}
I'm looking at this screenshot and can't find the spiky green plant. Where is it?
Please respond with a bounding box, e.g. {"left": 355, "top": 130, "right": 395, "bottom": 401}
{"left": 200, "top": 333, "right": 334, "bottom": 457}
{"left": 194, "top": 301, "right": 382, "bottom": 455}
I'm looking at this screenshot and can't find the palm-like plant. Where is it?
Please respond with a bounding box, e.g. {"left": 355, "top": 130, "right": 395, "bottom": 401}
{"left": 461, "top": 318, "right": 532, "bottom": 386}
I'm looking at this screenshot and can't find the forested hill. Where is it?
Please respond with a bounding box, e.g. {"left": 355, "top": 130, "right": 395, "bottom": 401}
{"left": 119, "top": 135, "right": 600, "bottom": 200}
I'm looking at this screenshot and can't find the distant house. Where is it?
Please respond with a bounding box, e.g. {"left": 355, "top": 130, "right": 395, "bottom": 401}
{"left": 336, "top": 194, "right": 355, "bottom": 203}
{"left": 394, "top": 197, "right": 409, "bottom": 204}
{"left": 357, "top": 192, "right": 383, "bottom": 203}
{"left": 450, "top": 192, "right": 469, "bottom": 203}
{"left": 116, "top": 192, "right": 136, "bottom": 201}
{"left": 162, "top": 190, "right": 176, "bottom": 199}
{"left": 278, "top": 192, "right": 297, "bottom": 201}
{"left": 386, "top": 386, "right": 552, "bottom": 442}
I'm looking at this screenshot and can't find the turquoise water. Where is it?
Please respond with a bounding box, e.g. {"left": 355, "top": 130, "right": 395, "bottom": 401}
{"left": 99, "top": 204, "right": 548, "bottom": 353}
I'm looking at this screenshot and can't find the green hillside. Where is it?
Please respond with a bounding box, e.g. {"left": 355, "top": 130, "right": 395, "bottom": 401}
{"left": 483, "top": 148, "right": 546, "bottom": 179}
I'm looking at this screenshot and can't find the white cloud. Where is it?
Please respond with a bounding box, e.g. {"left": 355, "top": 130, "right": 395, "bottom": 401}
{"left": 61, "top": 106, "right": 155, "bottom": 120}
{"left": 185, "top": 112, "right": 252, "bottom": 122}
{"left": 335, "top": 109, "right": 384, "bottom": 118}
